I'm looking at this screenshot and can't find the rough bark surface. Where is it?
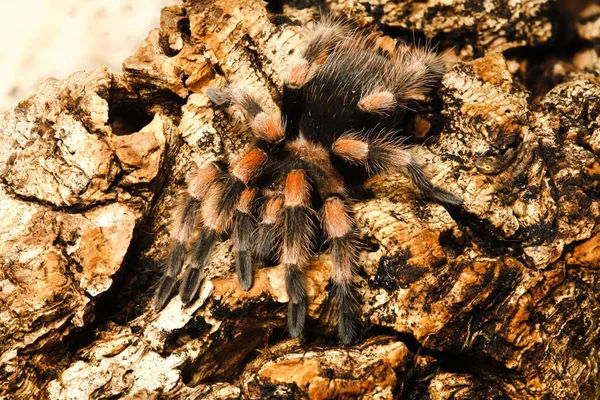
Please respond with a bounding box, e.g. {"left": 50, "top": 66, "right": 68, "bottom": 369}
{"left": 1, "top": 0, "right": 600, "bottom": 399}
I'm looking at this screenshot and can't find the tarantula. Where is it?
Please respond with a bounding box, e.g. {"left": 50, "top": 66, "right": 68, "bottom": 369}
{"left": 152, "top": 19, "right": 461, "bottom": 345}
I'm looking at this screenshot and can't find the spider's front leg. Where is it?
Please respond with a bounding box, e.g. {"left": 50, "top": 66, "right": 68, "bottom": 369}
{"left": 153, "top": 163, "right": 223, "bottom": 309}
{"left": 179, "top": 147, "right": 266, "bottom": 304}
{"left": 155, "top": 86, "right": 286, "bottom": 306}
{"left": 285, "top": 18, "right": 350, "bottom": 91}
{"left": 281, "top": 169, "right": 315, "bottom": 338}
{"left": 320, "top": 195, "right": 360, "bottom": 345}
{"left": 232, "top": 187, "right": 258, "bottom": 290}
{"left": 305, "top": 157, "right": 360, "bottom": 345}
{"left": 152, "top": 145, "right": 268, "bottom": 309}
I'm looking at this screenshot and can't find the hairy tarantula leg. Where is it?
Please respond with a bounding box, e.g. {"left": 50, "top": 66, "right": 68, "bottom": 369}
{"left": 294, "top": 142, "right": 359, "bottom": 344}
{"left": 321, "top": 196, "right": 360, "bottom": 345}
{"left": 332, "top": 136, "right": 462, "bottom": 205}
{"left": 229, "top": 146, "right": 268, "bottom": 186}
{"left": 153, "top": 197, "right": 198, "bottom": 309}
{"left": 281, "top": 170, "right": 315, "bottom": 338}
{"left": 397, "top": 41, "right": 449, "bottom": 80}
{"left": 253, "top": 194, "right": 284, "bottom": 263}
{"left": 286, "top": 18, "right": 350, "bottom": 89}
{"left": 232, "top": 187, "right": 258, "bottom": 290}
{"left": 180, "top": 179, "right": 237, "bottom": 304}
{"left": 206, "top": 86, "right": 285, "bottom": 145}
{"left": 206, "top": 85, "right": 262, "bottom": 116}
{"left": 180, "top": 227, "right": 219, "bottom": 304}
{"left": 405, "top": 162, "right": 463, "bottom": 205}
{"left": 152, "top": 163, "right": 223, "bottom": 310}
{"left": 357, "top": 91, "right": 398, "bottom": 115}
{"left": 179, "top": 147, "right": 268, "bottom": 304}
{"left": 390, "top": 44, "right": 450, "bottom": 105}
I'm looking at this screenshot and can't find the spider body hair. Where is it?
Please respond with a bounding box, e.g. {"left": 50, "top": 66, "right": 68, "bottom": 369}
{"left": 153, "top": 19, "right": 462, "bottom": 345}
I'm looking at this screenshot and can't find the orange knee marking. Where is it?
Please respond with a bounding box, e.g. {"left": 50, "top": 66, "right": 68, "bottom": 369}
{"left": 237, "top": 188, "right": 257, "bottom": 214}
{"left": 251, "top": 113, "right": 284, "bottom": 143}
{"left": 332, "top": 138, "right": 369, "bottom": 163}
{"left": 231, "top": 148, "right": 267, "bottom": 184}
{"left": 287, "top": 59, "right": 311, "bottom": 87}
{"left": 322, "top": 197, "right": 353, "bottom": 238}
{"left": 357, "top": 91, "right": 397, "bottom": 114}
{"left": 263, "top": 195, "right": 283, "bottom": 224}
{"left": 284, "top": 170, "right": 311, "bottom": 207}
{"left": 188, "top": 163, "right": 220, "bottom": 199}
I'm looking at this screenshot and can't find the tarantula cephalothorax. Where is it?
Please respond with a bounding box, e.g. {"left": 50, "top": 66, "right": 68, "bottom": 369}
{"left": 152, "top": 19, "right": 462, "bottom": 345}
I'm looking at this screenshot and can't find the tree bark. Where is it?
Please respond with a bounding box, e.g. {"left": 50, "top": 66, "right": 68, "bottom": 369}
{"left": 1, "top": 0, "right": 600, "bottom": 399}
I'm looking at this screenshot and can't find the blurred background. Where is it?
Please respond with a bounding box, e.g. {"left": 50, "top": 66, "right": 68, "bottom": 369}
{"left": 0, "top": 0, "right": 594, "bottom": 112}
{"left": 0, "top": 0, "right": 177, "bottom": 112}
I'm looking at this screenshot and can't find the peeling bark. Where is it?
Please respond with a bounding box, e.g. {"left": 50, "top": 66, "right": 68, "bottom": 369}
{"left": 1, "top": 0, "right": 600, "bottom": 399}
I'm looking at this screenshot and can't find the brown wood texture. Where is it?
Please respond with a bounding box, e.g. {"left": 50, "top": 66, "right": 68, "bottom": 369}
{"left": 2, "top": 0, "right": 600, "bottom": 398}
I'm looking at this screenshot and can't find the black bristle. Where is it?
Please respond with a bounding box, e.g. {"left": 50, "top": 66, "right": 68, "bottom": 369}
{"left": 180, "top": 268, "right": 203, "bottom": 305}
{"left": 282, "top": 206, "right": 314, "bottom": 258}
{"left": 281, "top": 85, "right": 303, "bottom": 140}
{"left": 236, "top": 251, "right": 253, "bottom": 291}
{"left": 335, "top": 282, "right": 359, "bottom": 345}
{"left": 191, "top": 229, "right": 219, "bottom": 268}
{"left": 217, "top": 177, "right": 246, "bottom": 221}
{"left": 153, "top": 242, "right": 186, "bottom": 310}
{"left": 180, "top": 229, "right": 218, "bottom": 304}
{"left": 233, "top": 212, "right": 256, "bottom": 290}
{"left": 286, "top": 264, "right": 307, "bottom": 338}
{"left": 181, "top": 197, "right": 202, "bottom": 236}
{"left": 253, "top": 223, "right": 278, "bottom": 262}
{"left": 407, "top": 162, "right": 463, "bottom": 205}
{"left": 367, "top": 145, "right": 395, "bottom": 172}
{"left": 168, "top": 241, "right": 186, "bottom": 273}
{"left": 329, "top": 236, "right": 354, "bottom": 271}
{"left": 328, "top": 233, "right": 360, "bottom": 345}
{"left": 153, "top": 276, "right": 177, "bottom": 310}
{"left": 183, "top": 197, "right": 201, "bottom": 223}
{"left": 241, "top": 94, "right": 263, "bottom": 117}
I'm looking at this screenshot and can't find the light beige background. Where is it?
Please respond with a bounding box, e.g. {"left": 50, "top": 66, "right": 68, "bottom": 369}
{"left": 0, "top": 0, "right": 178, "bottom": 111}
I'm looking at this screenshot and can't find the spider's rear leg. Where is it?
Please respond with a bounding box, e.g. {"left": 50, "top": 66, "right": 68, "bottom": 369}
{"left": 320, "top": 196, "right": 360, "bottom": 345}
{"left": 396, "top": 42, "right": 449, "bottom": 82}
{"left": 332, "top": 134, "right": 462, "bottom": 205}
{"left": 389, "top": 44, "right": 450, "bottom": 107}
{"left": 281, "top": 169, "right": 315, "bottom": 338}
{"left": 179, "top": 147, "right": 268, "bottom": 304}
{"left": 153, "top": 163, "right": 223, "bottom": 310}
